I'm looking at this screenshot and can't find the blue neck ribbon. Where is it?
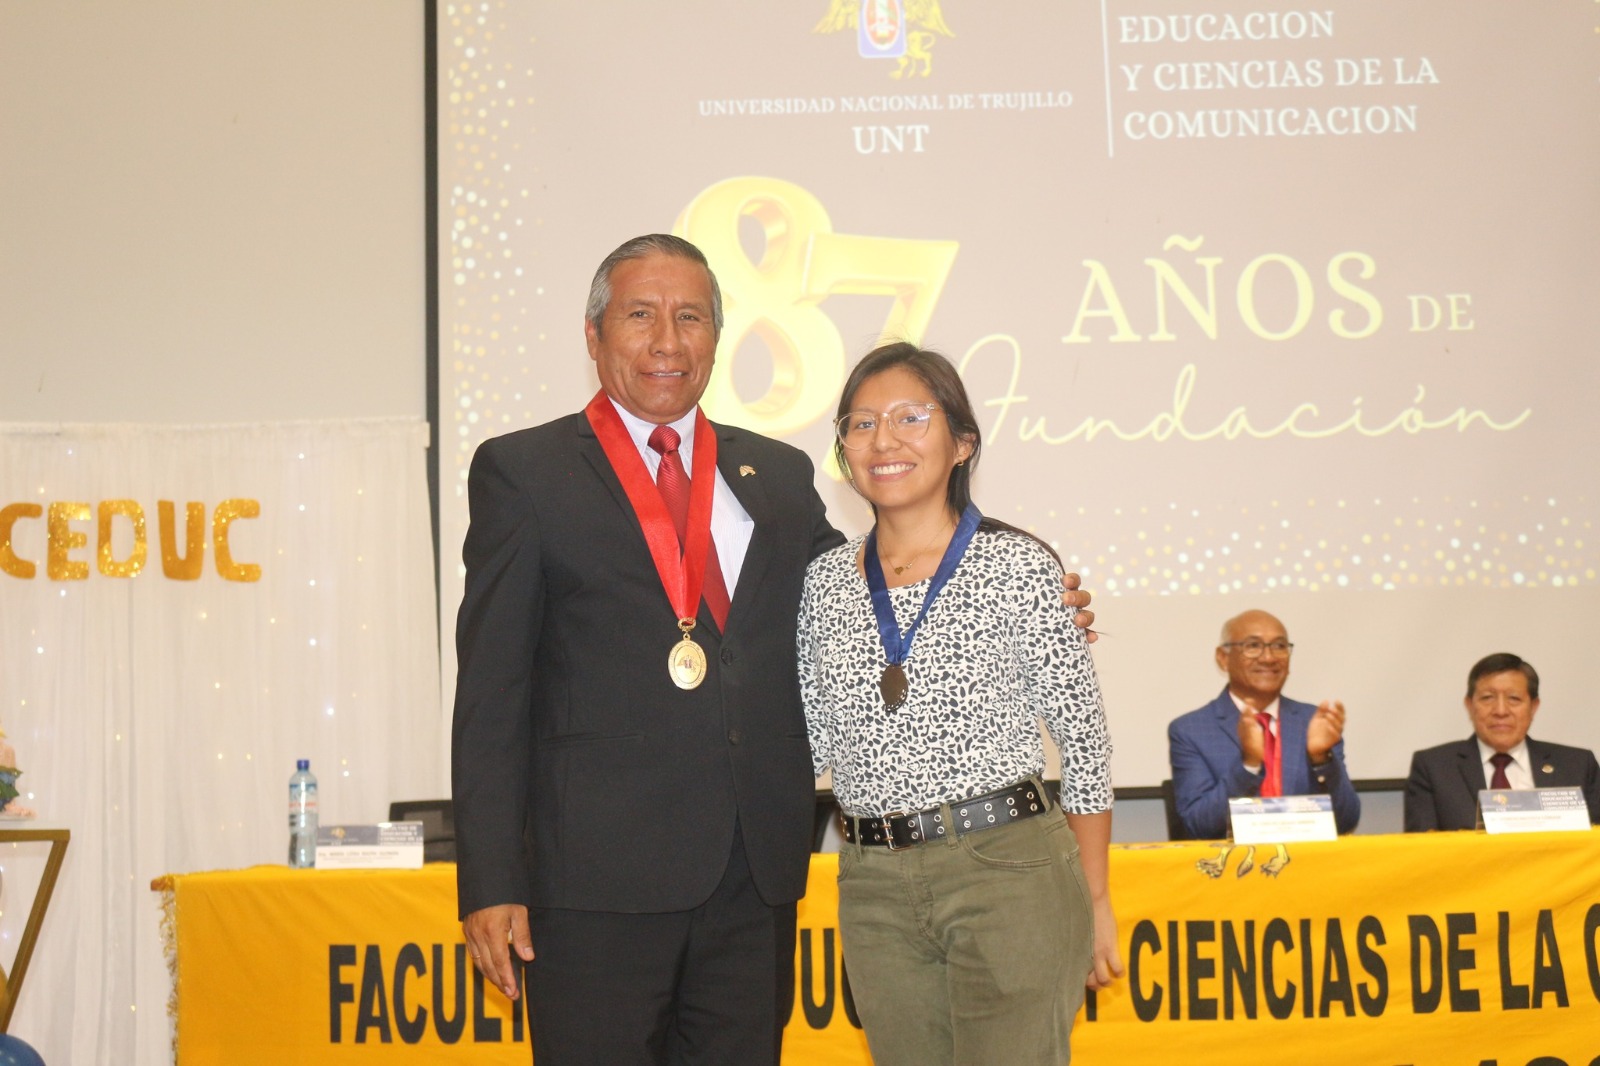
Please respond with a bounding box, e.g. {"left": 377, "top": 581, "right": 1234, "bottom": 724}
{"left": 863, "top": 504, "right": 982, "bottom": 669}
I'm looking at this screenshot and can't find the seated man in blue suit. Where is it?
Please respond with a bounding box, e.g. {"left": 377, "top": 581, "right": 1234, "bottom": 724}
{"left": 1168, "top": 609, "right": 1361, "bottom": 840}
{"left": 1404, "top": 653, "right": 1600, "bottom": 831}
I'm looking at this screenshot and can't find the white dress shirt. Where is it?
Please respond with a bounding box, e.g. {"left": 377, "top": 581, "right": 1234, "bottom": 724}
{"left": 610, "top": 398, "right": 754, "bottom": 593}
{"left": 1476, "top": 737, "right": 1534, "bottom": 790}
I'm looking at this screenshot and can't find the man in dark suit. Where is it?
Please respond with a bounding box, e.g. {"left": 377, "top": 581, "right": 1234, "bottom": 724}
{"left": 1168, "top": 609, "right": 1360, "bottom": 839}
{"left": 1404, "top": 652, "right": 1600, "bottom": 831}
{"left": 450, "top": 234, "right": 1094, "bottom": 1064}
{"left": 451, "top": 234, "right": 840, "bottom": 1065}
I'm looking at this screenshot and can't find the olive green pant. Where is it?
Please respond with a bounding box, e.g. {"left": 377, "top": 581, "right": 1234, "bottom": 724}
{"left": 837, "top": 808, "right": 1093, "bottom": 1066}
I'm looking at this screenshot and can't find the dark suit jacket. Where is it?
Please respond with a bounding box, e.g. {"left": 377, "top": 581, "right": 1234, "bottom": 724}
{"left": 1403, "top": 736, "right": 1600, "bottom": 831}
{"left": 1168, "top": 686, "right": 1361, "bottom": 840}
{"left": 451, "top": 410, "right": 842, "bottom": 918}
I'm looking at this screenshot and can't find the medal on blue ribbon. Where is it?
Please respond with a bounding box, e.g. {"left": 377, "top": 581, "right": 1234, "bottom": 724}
{"left": 863, "top": 504, "right": 982, "bottom": 710}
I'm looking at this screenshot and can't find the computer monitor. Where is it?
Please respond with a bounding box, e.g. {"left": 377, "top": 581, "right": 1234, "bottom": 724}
{"left": 388, "top": 799, "right": 456, "bottom": 862}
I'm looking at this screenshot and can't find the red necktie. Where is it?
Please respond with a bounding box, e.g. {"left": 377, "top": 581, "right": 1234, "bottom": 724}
{"left": 648, "top": 425, "right": 730, "bottom": 632}
{"left": 1489, "top": 752, "right": 1512, "bottom": 790}
{"left": 1259, "top": 711, "right": 1282, "bottom": 798}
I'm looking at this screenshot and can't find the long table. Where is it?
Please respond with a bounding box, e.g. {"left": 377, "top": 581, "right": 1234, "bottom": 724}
{"left": 155, "top": 830, "right": 1600, "bottom": 1064}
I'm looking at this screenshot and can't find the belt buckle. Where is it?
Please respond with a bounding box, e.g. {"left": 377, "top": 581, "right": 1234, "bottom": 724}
{"left": 882, "top": 810, "right": 915, "bottom": 851}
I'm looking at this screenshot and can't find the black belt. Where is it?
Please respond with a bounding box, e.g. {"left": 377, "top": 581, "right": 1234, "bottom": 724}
{"left": 842, "top": 779, "right": 1052, "bottom": 849}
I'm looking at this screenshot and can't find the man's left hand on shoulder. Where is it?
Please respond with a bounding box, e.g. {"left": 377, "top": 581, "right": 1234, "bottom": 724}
{"left": 1062, "top": 571, "right": 1096, "bottom": 644}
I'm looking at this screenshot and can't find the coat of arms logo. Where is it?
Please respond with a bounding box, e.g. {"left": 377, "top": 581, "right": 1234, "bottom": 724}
{"left": 814, "top": 0, "right": 954, "bottom": 79}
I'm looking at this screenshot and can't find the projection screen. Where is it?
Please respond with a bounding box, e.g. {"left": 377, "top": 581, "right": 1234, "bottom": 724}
{"left": 435, "top": 1, "right": 1600, "bottom": 787}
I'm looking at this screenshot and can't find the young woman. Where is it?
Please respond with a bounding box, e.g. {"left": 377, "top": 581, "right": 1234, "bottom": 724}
{"left": 798, "top": 342, "right": 1120, "bottom": 1065}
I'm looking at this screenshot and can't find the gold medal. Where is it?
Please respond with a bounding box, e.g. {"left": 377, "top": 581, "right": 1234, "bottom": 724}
{"left": 669, "top": 619, "right": 707, "bottom": 690}
{"left": 879, "top": 663, "right": 908, "bottom": 709}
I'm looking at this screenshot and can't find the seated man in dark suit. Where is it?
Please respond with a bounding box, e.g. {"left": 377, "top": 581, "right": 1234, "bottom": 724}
{"left": 1404, "top": 652, "right": 1600, "bottom": 831}
{"left": 1167, "top": 609, "right": 1361, "bottom": 839}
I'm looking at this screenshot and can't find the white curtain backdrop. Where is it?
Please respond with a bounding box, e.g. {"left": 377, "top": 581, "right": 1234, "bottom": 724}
{"left": 0, "top": 419, "right": 442, "bottom": 1064}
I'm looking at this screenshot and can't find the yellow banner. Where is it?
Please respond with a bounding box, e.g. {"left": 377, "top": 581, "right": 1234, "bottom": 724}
{"left": 156, "top": 830, "right": 1600, "bottom": 1064}
{"left": 1080, "top": 831, "right": 1600, "bottom": 1065}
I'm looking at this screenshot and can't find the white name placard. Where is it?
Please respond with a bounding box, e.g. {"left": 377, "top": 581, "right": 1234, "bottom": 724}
{"left": 1479, "top": 787, "right": 1592, "bottom": 834}
{"left": 1228, "top": 795, "right": 1338, "bottom": 844}
{"left": 314, "top": 821, "right": 426, "bottom": 869}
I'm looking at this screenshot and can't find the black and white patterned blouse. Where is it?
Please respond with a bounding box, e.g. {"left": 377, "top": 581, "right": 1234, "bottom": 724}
{"left": 798, "top": 528, "right": 1113, "bottom": 818}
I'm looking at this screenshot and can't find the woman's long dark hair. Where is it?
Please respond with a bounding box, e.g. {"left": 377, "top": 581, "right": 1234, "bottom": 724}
{"left": 834, "top": 341, "right": 1062, "bottom": 567}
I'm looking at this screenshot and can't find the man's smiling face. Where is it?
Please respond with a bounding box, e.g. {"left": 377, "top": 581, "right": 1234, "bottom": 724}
{"left": 585, "top": 252, "right": 719, "bottom": 424}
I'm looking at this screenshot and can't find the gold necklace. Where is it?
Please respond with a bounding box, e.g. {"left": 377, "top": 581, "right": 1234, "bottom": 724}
{"left": 879, "top": 522, "right": 953, "bottom": 575}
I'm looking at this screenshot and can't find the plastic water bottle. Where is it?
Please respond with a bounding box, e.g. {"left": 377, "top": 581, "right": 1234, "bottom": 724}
{"left": 288, "top": 758, "right": 318, "bottom": 868}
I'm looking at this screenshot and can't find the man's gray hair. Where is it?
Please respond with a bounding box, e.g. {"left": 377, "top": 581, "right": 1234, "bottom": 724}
{"left": 584, "top": 234, "right": 724, "bottom": 336}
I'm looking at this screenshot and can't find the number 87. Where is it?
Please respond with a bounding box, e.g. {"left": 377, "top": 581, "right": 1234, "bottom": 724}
{"left": 676, "top": 176, "right": 958, "bottom": 438}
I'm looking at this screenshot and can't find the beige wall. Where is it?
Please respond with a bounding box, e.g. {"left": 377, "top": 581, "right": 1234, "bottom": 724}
{"left": 0, "top": 5, "right": 424, "bottom": 1063}
{"left": 0, "top": 1, "right": 424, "bottom": 423}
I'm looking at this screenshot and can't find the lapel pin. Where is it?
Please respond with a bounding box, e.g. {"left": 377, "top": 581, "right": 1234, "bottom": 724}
{"left": 739, "top": 465, "right": 756, "bottom": 477}
{"left": 1541, "top": 764, "right": 1554, "bottom": 774}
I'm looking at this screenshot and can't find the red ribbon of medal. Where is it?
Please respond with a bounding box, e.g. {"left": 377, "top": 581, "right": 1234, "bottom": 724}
{"left": 584, "top": 390, "right": 718, "bottom": 627}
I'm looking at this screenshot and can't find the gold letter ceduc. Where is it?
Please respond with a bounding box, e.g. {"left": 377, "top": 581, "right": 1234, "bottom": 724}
{"left": 98, "top": 500, "right": 148, "bottom": 578}
{"left": 47, "top": 502, "right": 91, "bottom": 580}
{"left": 0, "top": 503, "right": 43, "bottom": 579}
{"left": 214, "top": 499, "right": 262, "bottom": 582}
{"left": 159, "top": 501, "right": 206, "bottom": 580}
